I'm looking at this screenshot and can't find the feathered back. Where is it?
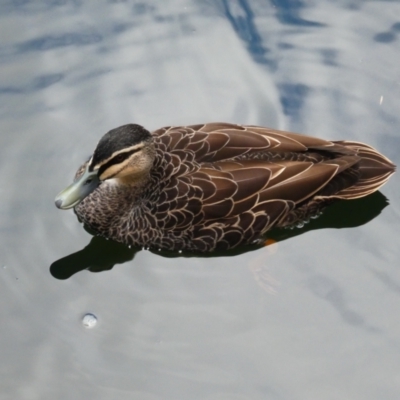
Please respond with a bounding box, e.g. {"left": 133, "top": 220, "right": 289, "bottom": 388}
{"left": 66, "top": 122, "right": 395, "bottom": 251}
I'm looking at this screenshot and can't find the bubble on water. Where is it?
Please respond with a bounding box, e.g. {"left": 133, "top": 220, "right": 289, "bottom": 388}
{"left": 82, "top": 313, "right": 97, "bottom": 329}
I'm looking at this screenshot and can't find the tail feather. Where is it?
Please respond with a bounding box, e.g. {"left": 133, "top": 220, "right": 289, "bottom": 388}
{"left": 325, "top": 141, "right": 395, "bottom": 199}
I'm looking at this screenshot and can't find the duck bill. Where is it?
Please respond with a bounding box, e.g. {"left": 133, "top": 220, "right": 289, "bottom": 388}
{"left": 55, "top": 165, "right": 100, "bottom": 210}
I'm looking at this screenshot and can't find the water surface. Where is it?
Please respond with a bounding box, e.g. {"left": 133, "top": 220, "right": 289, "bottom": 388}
{"left": 1, "top": 1, "right": 400, "bottom": 399}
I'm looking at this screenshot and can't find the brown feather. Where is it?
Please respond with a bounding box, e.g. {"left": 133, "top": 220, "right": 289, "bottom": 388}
{"left": 66, "top": 122, "right": 396, "bottom": 252}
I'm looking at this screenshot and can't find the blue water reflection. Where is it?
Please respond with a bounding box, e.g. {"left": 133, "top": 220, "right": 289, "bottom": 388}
{"left": 223, "top": 0, "right": 274, "bottom": 66}
{"left": 0, "top": 73, "right": 63, "bottom": 94}
{"left": 18, "top": 32, "right": 103, "bottom": 52}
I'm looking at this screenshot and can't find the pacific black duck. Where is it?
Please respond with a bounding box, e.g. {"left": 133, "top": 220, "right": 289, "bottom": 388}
{"left": 55, "top": 123, "right": 395, "bottom": 252}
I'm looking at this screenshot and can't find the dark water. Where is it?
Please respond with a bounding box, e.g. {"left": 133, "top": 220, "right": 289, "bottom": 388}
{"left": 1, "top": 1, "right": 400, "bottom": 399}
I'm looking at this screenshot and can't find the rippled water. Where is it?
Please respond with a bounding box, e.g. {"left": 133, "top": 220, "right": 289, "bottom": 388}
{"left": 1, "top": 1, "right": 400, "bottom": 399}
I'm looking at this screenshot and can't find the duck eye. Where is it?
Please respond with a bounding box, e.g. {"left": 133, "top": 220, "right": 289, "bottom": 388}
{"left": 115, "top": 154, "right": 126, "bottom": 163}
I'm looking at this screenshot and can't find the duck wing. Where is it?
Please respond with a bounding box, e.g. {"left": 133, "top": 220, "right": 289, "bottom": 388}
{"left": 187, "top": 155, "right": 358, "bottom": 220}
{"left": 152, "top": 122, "right": 354, "bottom": 162}
{"left": 152, "top": 123, "right": 395, "bottom": 232}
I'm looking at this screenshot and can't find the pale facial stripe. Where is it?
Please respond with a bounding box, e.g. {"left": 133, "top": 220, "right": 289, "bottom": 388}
{"left": 98, "top": 147, "right": 144, "bottom": 180}
{"left": 91, "top": 143, "right": 145, "bottom": 171}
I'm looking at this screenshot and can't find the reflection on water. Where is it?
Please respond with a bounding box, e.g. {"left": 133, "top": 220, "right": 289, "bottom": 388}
{"left": 1, "top": 1, "right": 400, "bottom": 399}
{"left": 374, "top": 22, "right": 400, "bottom": 43}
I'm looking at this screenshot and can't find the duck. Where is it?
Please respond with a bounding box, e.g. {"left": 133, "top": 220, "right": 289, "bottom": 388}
{"left": 55, "top": 122, "right": 396, "bottom": 252}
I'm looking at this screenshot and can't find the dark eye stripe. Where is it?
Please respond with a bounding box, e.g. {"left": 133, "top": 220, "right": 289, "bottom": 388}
{"left": 98, "top": 148, "right": 140, "bottom": 177}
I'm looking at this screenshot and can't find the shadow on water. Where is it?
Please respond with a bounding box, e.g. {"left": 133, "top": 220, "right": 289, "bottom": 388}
{"left": 50, "top": 191, "right": 389, "bottom": 280}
